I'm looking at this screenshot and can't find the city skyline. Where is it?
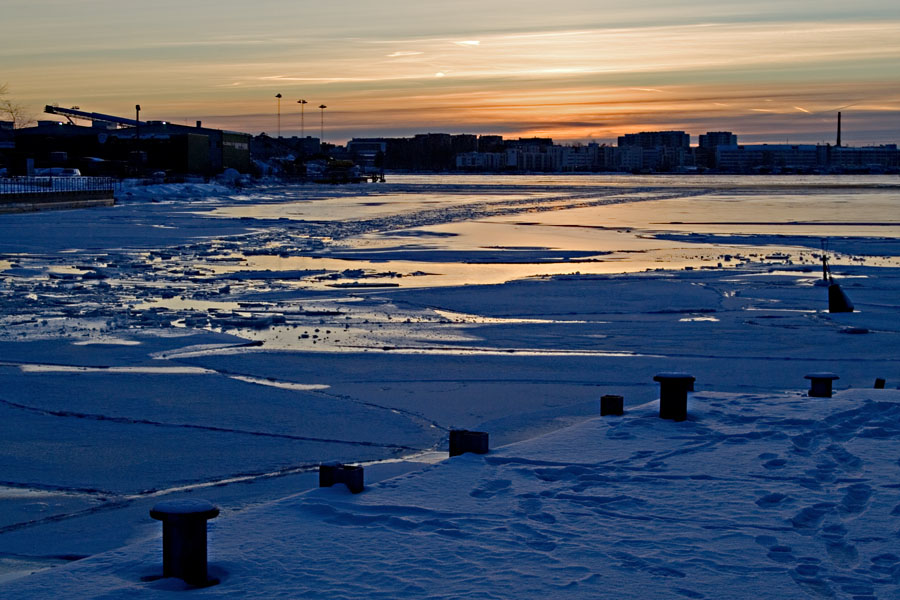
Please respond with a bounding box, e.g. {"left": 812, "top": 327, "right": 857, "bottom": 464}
{"left": 2, "top": 0, "right": 899, "bottom": 145}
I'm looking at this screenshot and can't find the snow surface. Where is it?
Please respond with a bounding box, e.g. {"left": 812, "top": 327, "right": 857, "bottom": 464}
{"left": 5, "top": 389, "right": 900, "bottom": 598}
{"left": 1, "top": 175, "right": 898, "bottom": 596}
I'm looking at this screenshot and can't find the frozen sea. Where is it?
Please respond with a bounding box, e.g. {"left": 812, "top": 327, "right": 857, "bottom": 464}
{"left": 0, "top": 174, "right": 899, "bottom": 596}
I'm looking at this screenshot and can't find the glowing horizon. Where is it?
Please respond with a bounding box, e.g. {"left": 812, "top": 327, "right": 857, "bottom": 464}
{"left": 2, "top": 1, "right": 899, "bottom": 145}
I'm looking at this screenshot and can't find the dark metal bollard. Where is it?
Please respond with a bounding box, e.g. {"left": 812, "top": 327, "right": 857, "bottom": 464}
{"left": 449, "top": 429, "right": 489, "bottom": 457}
{"left": 828, "top": 283, "right": 854, "bottom": 313}
{"left": 653, "top": 372, "right": 695, "bottom": 422}
{"left": 149, "top": 499, "right": 219, "bottom": 586}
{"left": 875, "top": 378, "right": 886, "bottom": 389}
{"left": 319, "top": 464, "right": 365, "bottom": 494}
{"left": 600, "top": 394, "right": 624, "bottom": 416}
{"left": 805, "top": 372, "right": 839, "bottom": 398}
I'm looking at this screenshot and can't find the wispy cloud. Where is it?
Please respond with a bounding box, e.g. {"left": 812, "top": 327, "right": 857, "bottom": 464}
{"left": 5, "top": 12, "right": 899, "bottom": 143}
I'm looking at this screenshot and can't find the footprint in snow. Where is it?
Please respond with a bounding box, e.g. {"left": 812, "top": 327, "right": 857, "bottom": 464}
{"left": 469, "top": 478, "right": 512, "bottom": 499}
{"left": 819, "top": 517, "right": 860, "bottom": 567}
{"left": 509, "top": 522, "right": 557, "bottom": 552}
{"left": 837, "top": 581, "right": 875, "bottom": 596}
{"left": 824, "top": 539, "right": 859, "bottom": 567}
{"left": 807, "top": 460, "right": 838, "bottom": 483}
{"left": 869, "top": 553, "right": 900, "bottom": 575}
{"left": 825, "top": 444, "right": 862, "bottom": 470}
{"left": 673, "top": 588, "right": 705, "bottom": 599}
{"left": 517, "top": 496, "right": 543, "bottom": 514}
{"left": 791, "top": 432, "right": 821, "bottom": 454}
{"left": 766, "top": 545, "right": 796, "bottom": 564}
{"left": 790, "top": 503, "right": 835, "bottom": 531}
{"left": 516, "top": 496, "right": 557, "bottom": 523}
{"left": 755, "top": 492, "right": 789, "bottom": 508}
{"left": 838, "top": 483, "right": 872, "bottom": 516}
{"left": 789, "top": 568, "right": 835, "bottom": 599}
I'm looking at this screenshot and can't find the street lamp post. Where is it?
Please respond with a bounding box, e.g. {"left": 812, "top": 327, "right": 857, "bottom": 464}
{"left": 297, "top": 99, "right": 308, "bottom": 137}
{"left": 318, "top": 104, "right": 327, "bottom": 144}
{"left": 275, "top": 93, "right": 282, "bottom": 137}
{"left": 135, "top": 104, "right": 141, "bottom": 146}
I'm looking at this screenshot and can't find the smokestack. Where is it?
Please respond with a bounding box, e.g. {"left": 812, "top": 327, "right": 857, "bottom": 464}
{"left": 196, "top": 120, "right": 202, "bottom": 128}
{"left": 837, "top": 112, "right": 842, "bottom": 147}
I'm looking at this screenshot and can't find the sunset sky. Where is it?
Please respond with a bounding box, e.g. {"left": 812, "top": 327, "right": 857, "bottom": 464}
{"left": 2, "top": 0, "right": 899, "bottom": 145}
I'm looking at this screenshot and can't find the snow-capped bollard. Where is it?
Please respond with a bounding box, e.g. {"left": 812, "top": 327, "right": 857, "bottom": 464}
{"left": 319, "top": 464, "right": 365, "bottom": 494}
{"left": 805, "top": 372, "right": 839, "bottom": 398}
{"left": 149, "top": 499, "right": 219, "bottom": 586}
{"left": 449, "top": 429, "right": 489, "bottom": 457}
{"left": 653, "top": 372, "right": 695, "bottom": 422}
{"left": 600, "top": 394, "right": 624, "bottom": 416}
{"left": 874, "top": 378, "right": 886, "bottom": 389}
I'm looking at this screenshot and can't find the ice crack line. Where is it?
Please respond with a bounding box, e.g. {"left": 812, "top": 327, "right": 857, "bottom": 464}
{"left": 171, "top": 363, "right": 450, "bottom": 433}
{"left": 0, "top": 397, "right": 418, "bottom": 451}
{"left": 289, "top": 189, "right": 713, "bottom": 242}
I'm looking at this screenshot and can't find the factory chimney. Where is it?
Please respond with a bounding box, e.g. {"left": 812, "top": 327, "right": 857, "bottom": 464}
{"left": 836, "top": 112, "right": 842, "bottom": 147}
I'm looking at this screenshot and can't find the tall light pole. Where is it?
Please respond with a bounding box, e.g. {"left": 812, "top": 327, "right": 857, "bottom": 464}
{"left": 318, "top": 104, "right": 327, "bottom": 144}
{"left": 297, "top": 99, "right": 308, "bottom": 137}
{"left": 135, "top": 104, "right": 141, "bottom": 146}
{"left": 275, "top": 93, "right": 282, "bottom": 137}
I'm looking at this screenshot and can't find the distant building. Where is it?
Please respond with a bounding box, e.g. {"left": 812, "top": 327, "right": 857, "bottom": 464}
{"left": 616, "top": 131, "right": 691, "bottom": 172}
{"left": 507, "top": 137, "right": 554, "bottom": 149}
{"left": 137, "top": 121, "right": 252, "bottom": 173}
{"left": 10, "top": 115, "right": 251, "bottom": 176}
{"left": 698, "top": 131, "right": 737, "bottom": 148}
{"left": 697, "top": 131, "right": 738, "bottom": 168}
{"left": 379, "top": 133, "right": 478, "bottom": 171}
{"left": 618, "top": 131, "right": 690, "bottom": 149}
{"left": 347, "top": 138, "right": 387, "bottom": 170}
{"left": 715, "top": 144, "right": 819, "bottom": 173}
{"left": 828, "top": 144, "right": 899, "bottom": 173}
{"left": 456, "top": 151, "right": 509, "bottom": 171}
{"left": 477, "top": 135, "right": 504, "bottom": 152}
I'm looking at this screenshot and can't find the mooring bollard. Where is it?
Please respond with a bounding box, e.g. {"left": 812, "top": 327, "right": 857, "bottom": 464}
{"left": 600, "top": 394, "right": 624, "bottom": 416}
{"left": 805, "top": 372, "right": 839, "bottom": 398}
{"left": 149, "top": 499, "right": 219, "bottom": 586}
{"left": 449, "top": 429, "right": 489, "bottom": 457}
{"left": 319, "top": 464, "right": 365, "bottom": 494}
{"left": 828, "top": 283, "right": 854, "bottom": 313}
{"left": 874, "top": 378, "right": 886, "bottom": 389}
{"left": 653, "top": 372, "right": 695, "bottom": 421}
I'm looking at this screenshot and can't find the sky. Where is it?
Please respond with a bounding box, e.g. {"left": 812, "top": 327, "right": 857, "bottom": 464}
{"left": 2, "top": 0, "right": 899, "bottom": 145}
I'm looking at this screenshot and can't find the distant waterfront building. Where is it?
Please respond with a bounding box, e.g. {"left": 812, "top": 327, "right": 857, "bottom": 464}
{"left": 698, "top": 131, "right": 737, "bottom": 148}
{"left": 829, "top": 144, "right": 899, "bottom": 173}
{"left": 347, "top": 138, "right": 387, "bottom": 170}
{"left": 456, "top": 151, "right": 509, "bottom": 171}
{"left": 506, "top": 148, "right": 553, "bottom": 171}
{"left": 10, "top": 113, "right": 252, "bottom": 176}
{"left": 507, "top": 137, "right": 554, "bottom": 148}
{"left": 139, "top": 121, "right": 252, "bottom": 173}
{"left": 617, "top": 131, "right": 690, "bottom": 149}
{"left": 696, "top": 131, "right": 738, "bottom": 168}
{"left": 477, "top": 135, "right": 504, "bottom": 152}
{"left": 614, "top": 131, "right": 691, "bottom": 172}
{"left": 715, "top": 144, "right": 819, "bottom": 173}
